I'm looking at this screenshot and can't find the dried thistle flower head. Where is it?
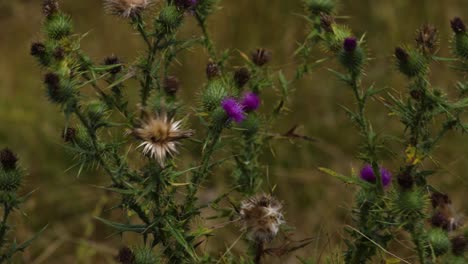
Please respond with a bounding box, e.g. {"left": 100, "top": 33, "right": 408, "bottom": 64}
{"left": 132, "top": 111, "right": 193, "bottom": 166}
{"left": 43, "top": 0, "right": 59, "bottom": 18}
{"left": 239, "top": 194, "right": 284, "bottom": 243}
{"left": 104, "top": 0, "right": 153, "bottom": 18}
{"left": 320, "top": 12, "right": 334, "bottom": 33}
{"left": 415, "top": 24, "right": 438, "bottom": 54}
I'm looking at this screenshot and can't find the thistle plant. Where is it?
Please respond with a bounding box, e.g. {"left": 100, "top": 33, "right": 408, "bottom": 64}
{"left": 308, "top": 1, "right": 468, "bottom": 262}
{"left": 0, "top": 148, "right": 45, "bottom": 262}
{"left": 30, "top": 0, "right": 318, "bottom": 263}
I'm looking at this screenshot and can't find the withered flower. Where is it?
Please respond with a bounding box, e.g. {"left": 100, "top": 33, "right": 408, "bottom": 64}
{"left": 239, "top": 194, "right": 284, "bottom": 243}
{"left": 104, "top": 0, "right": 153, "bottom": 18}
{"left": 415, "top": 24, "right": 438, "bottom": 54}
{"left": 132, "top": 111, "right": 193, "bottom": 166}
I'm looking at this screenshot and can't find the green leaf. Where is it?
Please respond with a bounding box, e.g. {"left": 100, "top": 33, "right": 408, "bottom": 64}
{"left": 318, "top": 167, "right": 371, "bottom": 187}
{"left": 164, "top": 220, "right": 199, "bottom": 261}
{"left": 94, "top": 217, "right": 147, "bottom": 233}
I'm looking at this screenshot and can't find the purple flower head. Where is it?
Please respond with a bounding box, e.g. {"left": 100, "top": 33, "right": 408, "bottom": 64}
{"left": 222, "top": 97, "right": 245, "bottom": 123}
{"left": 360, "top": 164, "right": 392, "bottom": 187}
{"left": 241, "top": 92, "right": 261, "bottom": 112}
{"left": 343, "top": 37, "right": 358, "bottom": 52}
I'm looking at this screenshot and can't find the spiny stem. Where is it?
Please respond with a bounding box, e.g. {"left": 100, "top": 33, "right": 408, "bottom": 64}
{"left": 254, "top": 241, "right": 264, "bottom": 264}
{"left": 195, "top": 13, "right": 217, "bottom": 60}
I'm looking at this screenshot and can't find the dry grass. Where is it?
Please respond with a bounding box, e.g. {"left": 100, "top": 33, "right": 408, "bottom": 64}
{"left": 0, "top": 0, "right": 467, "bottom": 262}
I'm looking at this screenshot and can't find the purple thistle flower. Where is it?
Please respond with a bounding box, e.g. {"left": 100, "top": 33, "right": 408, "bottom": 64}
{"left": 343, "top": 37, "right": 358, "bottom": 52}
{"left": 222, "top": 98, "right": 245, "bottom": 123}
{"left": 241, "top": 92, "right": 261, "bottom": 112}
{"left": 360, "top": 164, "right": 392, "bottom": 187}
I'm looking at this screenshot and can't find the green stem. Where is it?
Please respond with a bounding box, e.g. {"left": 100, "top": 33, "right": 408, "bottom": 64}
{"left": 183, "top": 128, "right": 223, "bottom": 214}
{"left": 195, "top": 13, "right": 217, "bottom": 60}
{"left": 0, "top": 205, "right": 11, "bottom": 250}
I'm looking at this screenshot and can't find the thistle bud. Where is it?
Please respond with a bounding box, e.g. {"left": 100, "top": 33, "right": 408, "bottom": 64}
{"left": 339, "top": 37, "right": 364, "bottom": 75}
{"left": 451, "top": 17, "right": 466, "bottom": 34}
{"left": 201, "top": 80, "right": 228, "bottom": 111}
{"left": 394, "top": 47, "right": 427, "bottom": 78}
{"left": 62, "top": 127, "right": 77, "bottom": 143}
{"left": 156, "top": 5, "right": 183, "bottom": 33}
{"left": 234, "top": 67, "right": 250, "bottom": 88}
{"left": 240, "top": 114, "right": 260, "bottom": 136}
{"left": 239, "top": 194, "right": 284, "bottom": 243}
{"left": 427, "top": 228, "right": 451, "bottom": 256}
{"left": 0, "top": 170, "right": 22, "bottom": 192}
{"left": 42, "top": 0, "right": 59, "bottom": 18}
{"left": 116, "top": 246, "right": 135, "bottom": 264}
{"left": 451, "top": 235, "right": 466, "bottom": 256}
{"left": 44, "top": 13, "right": 73, "bottom": 40}
{"left": 0, "top": 149, "right": 18, "bottom": 171}
{"left": 210, "top": 107, "right": 229, "bottom": 130}
{"left": 392, "top": 189, "right": 428, "bottom": 220}
{"left": 133, "top": 246, "right": 158, "bottom": 264}
{"left": 206, "top": 61, "right": 220, "bottom": 79}
{"left": 104, "top": 55, "right": 122, "bottom": 74}
{"left": 86, "top": 101, "right": 109, "bottom": 125}
{"left": 251, "top": 49, "right": 271, "bottom": 67}
{"left": 303, "top": 0, "right": 335, "bottom": 15}
{"left": 451, "top": 17, "right": 468, "bottom": 60}
{"left": 415, "top": 24, "right": 438, "bottom": 55}
{"left": 163, "top": 76, "right": 180, "bottom": 95}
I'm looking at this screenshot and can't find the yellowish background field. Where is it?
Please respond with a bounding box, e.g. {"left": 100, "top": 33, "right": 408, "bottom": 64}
{"left": 0, "top": 0, "right": 467, "bottom": 263}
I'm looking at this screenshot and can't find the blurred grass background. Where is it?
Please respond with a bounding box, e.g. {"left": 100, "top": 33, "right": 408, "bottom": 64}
{"left": 0, "top": 0, "right": 468, "bottom": 263}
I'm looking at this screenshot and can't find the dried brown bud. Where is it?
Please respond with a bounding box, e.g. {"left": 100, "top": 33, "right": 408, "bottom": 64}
{"left": 234, "top": 67, "right": 251, "bottom": 88}
{"left": 395, "top": 47, "right": 409, "bottom": 63}
{"left": 431, "top": 211, "right": 450, "bottom": 230}
{"left": 43, "top": 0, "right": 59, "bottom": 18}
{"left": 0, "top": 148, "right": 18, "bottom": 170}
{"left": 104, "top": 55, "right": 122, "bottom": 74}
{"left": 62, "top": 128, "right": 77, "bottom": 143}
{"left": 431, "top": 191, "right": 451, "bottom": 208}
{"left": 30, "top": 42, "right": 46, "bottom": 57}
{"left": 451, "top": 17, "right": 466, "bottom": 34}
{"left": 206, "top": 61, "right": 220, "bottom": 79}
{"left": 451, "top": 235, "right": 466, "bottom": 256}
{"left": 116, "top": 246, "right": 135, "bottom": 264}
{"left": 320, "top": 12, "right": 334, "bottom": 33}
{"left": 397, "top": 172, "right": 414, "bottom": 190}
{"left": 163, "top": 76, "right": 180, "bottom": 95}
{"left": 415, "top": 24, "right": 438, "bottom": 54}
{"left": 251, "top": 49, "right": 271, "bottom": 67}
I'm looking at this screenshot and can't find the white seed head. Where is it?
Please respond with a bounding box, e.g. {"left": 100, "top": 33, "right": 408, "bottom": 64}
{"left": 239, "top": 194, "right": 284, "bottom": 243}
{"left": 132, "top": 111, "right": 193, "bottom": 166}
{"left": 104, "top": 0, "right": 153, "bottom": 18}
